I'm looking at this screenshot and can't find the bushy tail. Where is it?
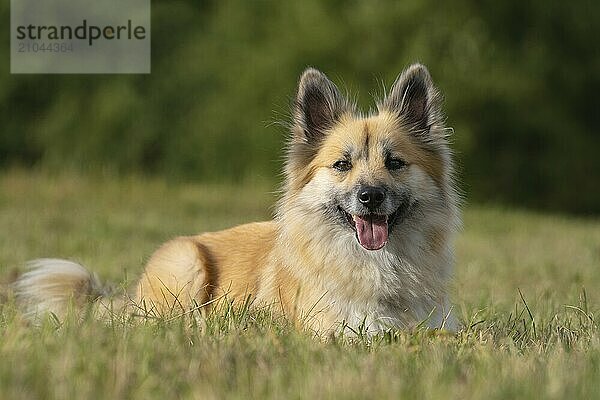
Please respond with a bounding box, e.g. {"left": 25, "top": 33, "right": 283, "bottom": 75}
{"left": 13, "top": 259, "right": 119, "bottom": 323}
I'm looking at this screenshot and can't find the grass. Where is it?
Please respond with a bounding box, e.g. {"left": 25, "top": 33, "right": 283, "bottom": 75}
{"left": 0, "top": 169, "right": 599, "bottom": 399}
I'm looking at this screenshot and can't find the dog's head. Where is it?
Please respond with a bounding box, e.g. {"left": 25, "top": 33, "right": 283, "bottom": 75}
{"left": 280, "top": 64, "right": 457, "bottom": 252}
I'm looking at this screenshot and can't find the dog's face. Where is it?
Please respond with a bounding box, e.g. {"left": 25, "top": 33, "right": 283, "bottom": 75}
{"left": 283, "top": 65, "right": 454, "bottom": 251}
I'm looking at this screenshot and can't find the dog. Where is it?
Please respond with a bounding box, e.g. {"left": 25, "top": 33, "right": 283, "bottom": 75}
{"left": 14, "top": 63, "right": 460, "bottom": 334}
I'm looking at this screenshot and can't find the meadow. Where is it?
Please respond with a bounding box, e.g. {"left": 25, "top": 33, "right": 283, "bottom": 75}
{"left": 0, "top": 170, "right": 599, "bottom": 399}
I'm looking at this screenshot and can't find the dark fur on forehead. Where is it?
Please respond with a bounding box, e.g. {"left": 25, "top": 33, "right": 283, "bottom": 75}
{"left": 380, "top": 63, "right": 447, "bottom": 148}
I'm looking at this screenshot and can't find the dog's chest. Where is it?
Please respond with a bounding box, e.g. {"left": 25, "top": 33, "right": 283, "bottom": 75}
{"left": 272, "top": 227, "right": 448, "bottom": 331}
{"left": 307, "top": 250, "right": 442, "bottom": 331}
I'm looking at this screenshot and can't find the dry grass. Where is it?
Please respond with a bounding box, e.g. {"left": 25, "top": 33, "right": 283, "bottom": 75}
{"left": 0, "top": 170, "right": 599, "bottom": 399}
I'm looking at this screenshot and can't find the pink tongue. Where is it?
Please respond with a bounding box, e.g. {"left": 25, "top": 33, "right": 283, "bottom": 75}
{"left": 353, "top": 215, "right": 388, "bottom": 250}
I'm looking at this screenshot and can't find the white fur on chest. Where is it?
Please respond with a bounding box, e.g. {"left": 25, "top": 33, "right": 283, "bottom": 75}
{"left": 277, "top": 216, "right": 453, "bottom": 332}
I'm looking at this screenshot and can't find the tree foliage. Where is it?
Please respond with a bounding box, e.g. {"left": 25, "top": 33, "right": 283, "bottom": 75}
{"left": 1, "top": 0, "right": 598, "bottom": 212}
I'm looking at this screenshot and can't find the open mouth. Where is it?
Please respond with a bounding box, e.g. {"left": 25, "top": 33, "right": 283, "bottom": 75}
{"left": 338, "top": 207, "right": 399, "bottom": 251}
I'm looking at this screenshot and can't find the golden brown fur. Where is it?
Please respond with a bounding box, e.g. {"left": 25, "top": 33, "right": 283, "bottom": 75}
{"left": 14, "top": 64, "right": 460, "bottom": 334}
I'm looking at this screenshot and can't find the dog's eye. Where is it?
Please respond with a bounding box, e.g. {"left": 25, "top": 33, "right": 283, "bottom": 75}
{"left": 332, "top": 160, "right": 352, "bottom": 172}
{"left": 386, "top": 158, "right": 407, "bottom": 171}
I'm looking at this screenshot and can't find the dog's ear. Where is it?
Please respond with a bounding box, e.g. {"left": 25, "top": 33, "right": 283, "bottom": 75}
{"left": 293, "top": 68, "right": 350, "bottom": 143}
{"left": 383, "top": 63, "right": 442, "bottom": 133}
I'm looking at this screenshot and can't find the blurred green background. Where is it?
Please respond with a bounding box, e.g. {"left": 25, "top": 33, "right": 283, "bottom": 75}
{"left": 1, "top": 0, "right": 598, "bottom": 213}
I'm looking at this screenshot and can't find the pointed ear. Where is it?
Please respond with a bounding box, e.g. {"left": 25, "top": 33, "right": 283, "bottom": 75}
{"left": 383, "top": 63, "right": 441, "bottom": 131}
{"left": 293, "top": 68, "right": 350, "bottom": 143}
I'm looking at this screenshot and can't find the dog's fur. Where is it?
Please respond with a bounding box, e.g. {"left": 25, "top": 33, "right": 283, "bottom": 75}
{"left": 14, "top": 64, "right": 460, "bottom": 334}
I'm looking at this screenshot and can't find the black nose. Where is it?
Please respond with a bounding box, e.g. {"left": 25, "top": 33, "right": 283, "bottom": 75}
{"left": 357, "top": 186, "right": 386, "bottom": 210}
